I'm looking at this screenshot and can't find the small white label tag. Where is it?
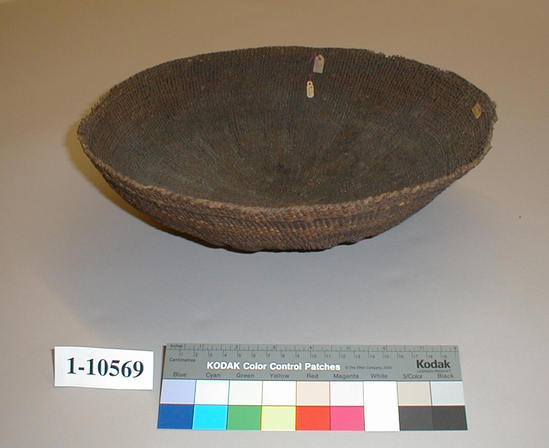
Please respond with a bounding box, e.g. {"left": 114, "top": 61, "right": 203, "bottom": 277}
{"left": 313, "top": 54, "right": 325, "bottom": 73}
{"left": 472, "top": 102, "right": 483, "bottom": 119}
{"left": 54, "top": 346, "right": 154, "bottom": 390}
{"left": 306, "top": 80, "right": 315, "bottom": 98}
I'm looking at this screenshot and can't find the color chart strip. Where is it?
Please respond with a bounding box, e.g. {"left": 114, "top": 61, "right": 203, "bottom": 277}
{"left": 158, "top": 379, "right": 466, "bottom": 431}
{"left": 159, "top": 344, "right": 467, "bottom": 431}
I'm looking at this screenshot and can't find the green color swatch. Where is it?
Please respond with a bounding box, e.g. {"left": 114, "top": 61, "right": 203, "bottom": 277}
{"left": 261, "top": 406, "right": 296, "bottom": 431}
{"left": 227, "top": 406, "right": 261, "bottom": 430}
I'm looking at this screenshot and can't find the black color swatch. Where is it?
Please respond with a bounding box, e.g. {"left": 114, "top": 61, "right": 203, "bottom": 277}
{"left": 432, "top": 406, "right": 467, "bottom": 430}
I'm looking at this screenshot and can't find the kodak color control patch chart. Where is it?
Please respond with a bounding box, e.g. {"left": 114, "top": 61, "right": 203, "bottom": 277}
{"left": 159, "top": 344, "right": 466, "bottom": 431}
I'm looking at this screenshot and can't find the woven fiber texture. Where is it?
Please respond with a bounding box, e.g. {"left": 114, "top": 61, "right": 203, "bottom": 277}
{"left": 78, "top": 47, "right": 497, "bottom": 251}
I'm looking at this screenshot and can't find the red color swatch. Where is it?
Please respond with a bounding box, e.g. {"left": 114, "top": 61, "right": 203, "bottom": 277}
{"left": 296, "top": 406, "right": 331, "bottom": 431}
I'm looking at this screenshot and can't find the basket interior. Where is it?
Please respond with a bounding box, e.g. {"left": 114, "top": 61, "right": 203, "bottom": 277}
{"left": 79, "top": 47, "right": 495, "bottom": 207}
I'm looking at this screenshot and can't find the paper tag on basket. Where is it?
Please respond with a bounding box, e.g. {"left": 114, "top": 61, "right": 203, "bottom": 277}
{"left": 306, "top": 80, "right": 315, "bottom": 98}
{"left": 313, "top": 54, "right": 325, "bottom": 74}
{"left": 472, "top": 102, "right": 483, "bottom": 119}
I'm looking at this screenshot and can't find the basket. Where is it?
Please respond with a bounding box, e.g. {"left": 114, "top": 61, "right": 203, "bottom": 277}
{"left": 78, "top": 47, "right": 497, "bottom": 251}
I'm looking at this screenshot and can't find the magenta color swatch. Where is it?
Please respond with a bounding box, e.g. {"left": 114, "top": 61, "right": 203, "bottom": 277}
{"left": 330, "top": 406, "right": 365, "bottom": 431}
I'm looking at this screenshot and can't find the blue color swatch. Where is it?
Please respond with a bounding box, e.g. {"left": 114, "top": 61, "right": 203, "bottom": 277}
{"left": 158, "top": 404, "right": 194, "bottom": 429}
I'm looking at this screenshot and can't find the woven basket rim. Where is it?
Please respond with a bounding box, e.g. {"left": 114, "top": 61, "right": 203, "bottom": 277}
{"left": 79, "top": 135, "right": 493, "bottom": 217}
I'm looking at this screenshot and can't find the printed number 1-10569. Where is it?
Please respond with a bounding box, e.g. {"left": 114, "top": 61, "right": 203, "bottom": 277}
{"left": 67, "top": 357, "right": 144, "bottom": 377}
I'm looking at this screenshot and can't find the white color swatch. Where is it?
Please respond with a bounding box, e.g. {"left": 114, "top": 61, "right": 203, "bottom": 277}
{"left": 261, "top": 381, "right": 296, "bottom": 405}
{"left": 228, "top": 380, "right": 263, "bottom": 405}
{"left": 363, "top": 381, "right": 400, "bottom": 431}
{"left": 430, "top": 381, "right": 465, "bottom": 405}
{"left": 194, "top": 380, "right": 229, "bottom": 404}
{"left": 330, "top": 381, "right": 364, "bottom": 406}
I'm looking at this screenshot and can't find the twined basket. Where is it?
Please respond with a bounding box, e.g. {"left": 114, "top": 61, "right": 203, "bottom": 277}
{"left": 78, "top": 47, "right": 496, "bottom": 251}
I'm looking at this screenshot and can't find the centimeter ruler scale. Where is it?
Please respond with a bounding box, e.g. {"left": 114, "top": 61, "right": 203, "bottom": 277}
{"left": 159, "top": 344, "right": 467, "bottom": 431}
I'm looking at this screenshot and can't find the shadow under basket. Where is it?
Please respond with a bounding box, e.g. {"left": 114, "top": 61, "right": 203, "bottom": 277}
{"left": 78, "top": 47, "right": 497, "bottom": 251}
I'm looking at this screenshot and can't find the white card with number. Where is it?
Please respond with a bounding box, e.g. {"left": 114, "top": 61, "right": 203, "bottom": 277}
{"left": 54, "top": 346, "right": 154, "bottom": 390}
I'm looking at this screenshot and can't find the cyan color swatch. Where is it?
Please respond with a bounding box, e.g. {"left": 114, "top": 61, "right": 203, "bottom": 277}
{"left": 192, "top": 405, "right": 228, "bottom": 430}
